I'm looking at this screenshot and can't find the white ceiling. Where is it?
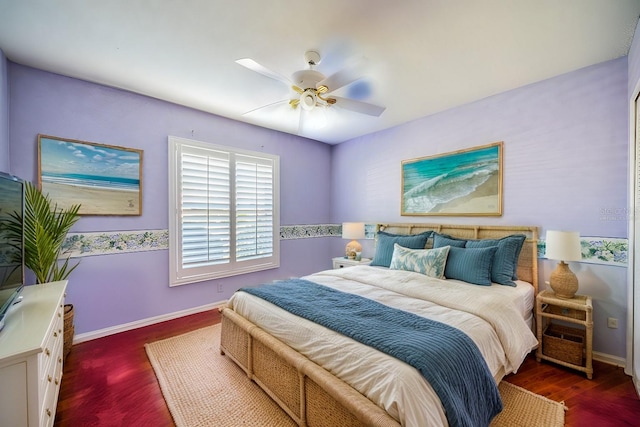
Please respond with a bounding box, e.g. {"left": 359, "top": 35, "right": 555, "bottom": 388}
{"left": 0, "top": 1, "right": 639, "bottom": 144}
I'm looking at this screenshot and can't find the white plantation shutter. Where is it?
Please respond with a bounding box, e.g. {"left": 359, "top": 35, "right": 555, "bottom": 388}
{"left": 181, "top": 149, "right": 231, "bottom": 268}
{"left": 169, "top": 137, "right": 279, "bottom": 286}
{"left": 235, "top": 156, "right": 274, "bottom": 260}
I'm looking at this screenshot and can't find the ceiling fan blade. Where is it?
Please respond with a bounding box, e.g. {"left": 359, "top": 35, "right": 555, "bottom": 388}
{"left": 316, "top": 60, "right": 366, "bottom": 93}
{"left": 331, "top": 96, "right": 386, "bottom": 117}
{"left": 236, "top": 58, "right": 291, "bottom": 86}
{"left": 242, "top": 99, "right": 289, "bottom": 116}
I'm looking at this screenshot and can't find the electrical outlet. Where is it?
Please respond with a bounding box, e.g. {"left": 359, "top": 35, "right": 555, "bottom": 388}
{"left": 217, "top": 283, "right": 223, "bottom": 293}
{"left": 607, "top": 317, "right": 618, "bottom": 329}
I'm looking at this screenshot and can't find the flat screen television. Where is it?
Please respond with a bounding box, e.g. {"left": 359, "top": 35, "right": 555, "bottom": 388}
{"left": 0, "top": 171, "right": 25, "bottom": 331}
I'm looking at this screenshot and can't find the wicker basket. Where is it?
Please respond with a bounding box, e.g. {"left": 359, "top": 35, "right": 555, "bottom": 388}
{"left": 543, "top": 323, "right": 585, "bottom": 365}
{"left": 63, "top": 304, "right": 74, "bottom": 360}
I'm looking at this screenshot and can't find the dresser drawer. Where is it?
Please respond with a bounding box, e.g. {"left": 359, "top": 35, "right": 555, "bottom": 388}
{"left": 39, "top": 307, "right": 64, "bottom": 375}
{"left": 39, "top": 337, "right": 62, "bottom": 402}
{"left": 39, "top": 320, "right": 63, "bottom": 401}
{"left": 40, "top": 355, "right": 62, "bottom": 427}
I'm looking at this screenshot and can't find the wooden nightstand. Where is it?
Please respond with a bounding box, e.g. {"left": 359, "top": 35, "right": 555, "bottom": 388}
{"left": 332, "top": 257, "right": 371, "bottom": 269}
{"left": 535, "top": 289, "right": 593, "bottom": 379}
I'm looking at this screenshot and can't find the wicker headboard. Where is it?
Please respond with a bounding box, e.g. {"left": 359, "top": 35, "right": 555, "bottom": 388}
{"left": 376, "top": 223, "right": 539, "bottom": 294}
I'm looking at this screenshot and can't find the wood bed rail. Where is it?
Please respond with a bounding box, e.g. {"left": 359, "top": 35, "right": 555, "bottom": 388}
{"left": 220, "top": 307, "right": 400, "bottom": 427}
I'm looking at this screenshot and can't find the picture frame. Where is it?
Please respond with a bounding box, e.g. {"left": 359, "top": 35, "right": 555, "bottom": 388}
{"left": 401, "top": 141, "right": 503, "bottom": 216}
{"left": 38, "top": 135, "right": 143, "bottom": 216}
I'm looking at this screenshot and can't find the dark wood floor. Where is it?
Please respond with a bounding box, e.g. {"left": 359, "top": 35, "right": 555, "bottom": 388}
{"left": 54, "top": 309, "right": 640, "bottom": 426}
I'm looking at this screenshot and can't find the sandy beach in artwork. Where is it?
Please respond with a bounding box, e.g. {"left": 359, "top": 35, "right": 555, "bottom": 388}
{"left": 41, "top": 181, "right": 140, "bottom": 215}
{"left": 430, "top": 172, "right": 500, "bottom": 214}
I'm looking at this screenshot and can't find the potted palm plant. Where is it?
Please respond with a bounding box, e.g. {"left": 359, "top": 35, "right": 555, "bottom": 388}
{"left": 6, "top": 181, "right": 81, "bottom": 358}
{"left": 20, "top": 181, "right": 81, "bottom": 283}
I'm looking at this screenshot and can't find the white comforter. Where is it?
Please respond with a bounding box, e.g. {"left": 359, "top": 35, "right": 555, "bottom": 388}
{"left": 227, "top": 266, "right": 538, "bottom": 427}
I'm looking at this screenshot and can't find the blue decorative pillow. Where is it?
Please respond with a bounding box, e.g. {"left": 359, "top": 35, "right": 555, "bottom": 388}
{"left": 389, "top": 244, "right": 450, "bottom": 279}
{"left": 465, "top": 235, "right": 526, "bottom": 287}
{"left": 433, "top": 232, "right": 467, "bottom": 248}
{"left": 444, "top": 246, "right": 498, "bottom": 286}
{"left": 370, "top": 231, "right": 432, "bottom": 267}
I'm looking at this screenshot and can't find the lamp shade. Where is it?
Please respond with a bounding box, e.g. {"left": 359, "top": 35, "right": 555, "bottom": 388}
{"left": 342, "top": 222, "right": 365, "bottom": 240}
{"left": 545, "top": 231, "right": 581, "bottom": 261}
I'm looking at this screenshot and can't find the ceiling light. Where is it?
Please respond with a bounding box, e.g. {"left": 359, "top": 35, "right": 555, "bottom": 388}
{"left": 301, "top": 91, "right": 317, "bottom": 110}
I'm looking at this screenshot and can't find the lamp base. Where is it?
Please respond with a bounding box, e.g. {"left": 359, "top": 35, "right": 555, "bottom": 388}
{"left": 345, "top": 240, "right": 362, "bottom": 259}
{"left": 549, "top": 261, "right": 579, "bottom": 299}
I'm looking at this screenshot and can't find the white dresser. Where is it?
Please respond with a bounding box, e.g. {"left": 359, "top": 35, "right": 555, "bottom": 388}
{"left": 0, "top": 281, "right": 67, "bottom": 427}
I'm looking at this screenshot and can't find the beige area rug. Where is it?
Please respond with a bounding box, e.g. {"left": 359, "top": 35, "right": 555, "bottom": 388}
{"left": 145, "top": 325, "right": 566, "bottom": 427}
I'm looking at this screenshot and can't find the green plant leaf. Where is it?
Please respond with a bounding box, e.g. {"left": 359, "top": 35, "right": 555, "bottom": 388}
{"left": 16, "top": 181, "right": 82, "bottom": 284}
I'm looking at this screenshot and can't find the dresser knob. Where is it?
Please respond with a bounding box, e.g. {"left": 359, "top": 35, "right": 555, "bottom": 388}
{"left": 46, "top": 409, "right": 51, "bottom": 417}
{"left": 58, "top": 313, "right": 61, "bottom": 318}
{"left": 58, "top": 357, "right": 62, "bottom": 364}
{"left": 55, "top": 378, "right": 59, "bottom": 385}
{"left": 48, "top": 375, "right": 52, "bottom": 383}
{"left": 45, "top": 348, "right": 50, "bottom": 356}
{"left": 53, "top": 332, "right": 58, "bottom": 337}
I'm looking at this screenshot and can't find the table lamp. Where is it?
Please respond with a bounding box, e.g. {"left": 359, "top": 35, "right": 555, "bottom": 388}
{"left": 342, "top": 222, "right": 365, "bottom": 259}
{"left": 544, "top": 230, "right": 582, "bottom": 299}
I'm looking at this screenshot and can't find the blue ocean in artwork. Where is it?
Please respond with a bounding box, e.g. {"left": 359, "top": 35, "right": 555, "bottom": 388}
{"left": 39, "top": 136, "right": 141, "bottom": 192}
{"left": 403, "top": 145, "right": 499, "bottom": 213}
{"left": 41, "top": 172, "right": 139, "bottom": 191}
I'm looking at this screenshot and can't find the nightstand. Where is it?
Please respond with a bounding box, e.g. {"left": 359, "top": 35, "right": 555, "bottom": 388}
{"left": 332, "top": 257, "right": 371, "bottom": 269}
{"left": 535, "top": 289, "right": 593, "bottom": 379}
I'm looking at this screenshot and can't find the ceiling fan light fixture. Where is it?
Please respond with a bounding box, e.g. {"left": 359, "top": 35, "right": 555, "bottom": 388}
{"left": 301, "top": 90, "right": 317, "bottom": 110}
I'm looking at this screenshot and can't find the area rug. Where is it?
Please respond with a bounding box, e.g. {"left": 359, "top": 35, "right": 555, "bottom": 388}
{"left": 145, "top": 324, "right": 566, "bottom": 427}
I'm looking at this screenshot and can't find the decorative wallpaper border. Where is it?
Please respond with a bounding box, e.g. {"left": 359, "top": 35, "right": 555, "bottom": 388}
{"left": 538, "top": 236, "right": 628, "bottom": 267}
{"left": 64, "top": 226, "right": 628, "bottom": 268}
{"left": 63, "top": 230, "right": 169, "bottom": 258}
{"left": 65, "top": 224, "right": 355, "bottom": 258}
{"left": 279, "top": 224, "right": 340, "bottom": 239}
{"left": 279, "top": 223, "right": 377, "bottom": 239}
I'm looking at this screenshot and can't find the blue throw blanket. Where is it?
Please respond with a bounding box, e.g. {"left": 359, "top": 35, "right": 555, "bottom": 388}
{"left": 241, "top": 279, "right": 502, "bottom": 427}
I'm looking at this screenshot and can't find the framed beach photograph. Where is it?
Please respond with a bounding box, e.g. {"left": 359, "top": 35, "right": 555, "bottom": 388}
{"left": 38, "top": 135, "right": 143, "bottom": 216}
{"left": 401, "top": 142, "right": 503, "bottom": 216}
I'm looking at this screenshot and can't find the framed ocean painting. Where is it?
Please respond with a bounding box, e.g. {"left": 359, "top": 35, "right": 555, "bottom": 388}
{"left": 401, "top": 142, "right": 503, "bottom": 216}
{"left": 38, "top": 135, "right": 143, "bottom": 216}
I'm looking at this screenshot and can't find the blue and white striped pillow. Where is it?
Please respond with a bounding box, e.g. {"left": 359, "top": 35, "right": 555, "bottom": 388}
{"left": 465, "top": 234, "right": 526, "bottom": 286}
{"left": 444, "top": 246, "right": 498, "bottom": 286}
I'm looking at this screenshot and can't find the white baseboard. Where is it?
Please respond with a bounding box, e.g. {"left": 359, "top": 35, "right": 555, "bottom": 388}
{"left": 592, "top": 351, "right": 626, "bottom": 368}
{"left": 72, "top": 300, "right": 228, "bottom": 344}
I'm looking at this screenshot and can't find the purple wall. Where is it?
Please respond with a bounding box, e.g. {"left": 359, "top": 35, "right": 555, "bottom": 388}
{"left": 332, "top": 58, "right": 628, "bottom": 237}
{"left": 0, "top": 49, "right": 8, "bottom": 172}
{"left": 8, "top": 64, "right": 334, "bottom": 334}
{"left": 332, "top": 58, "right": 630, "bottom": 358}
{"left": 627, "top": 20, "right": 640, "bottom": 382}
{"left": 629, "top": 20, "right": 640, "bottom": 97}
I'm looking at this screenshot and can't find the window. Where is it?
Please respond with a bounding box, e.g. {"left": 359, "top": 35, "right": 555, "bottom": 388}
{"left": 168, "top": 136, "right": 280, "bottom": 286}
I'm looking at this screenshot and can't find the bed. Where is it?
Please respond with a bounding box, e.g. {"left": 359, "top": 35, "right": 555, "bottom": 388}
{"left": 219, "top": 223, "right": 539, "bottom": 427}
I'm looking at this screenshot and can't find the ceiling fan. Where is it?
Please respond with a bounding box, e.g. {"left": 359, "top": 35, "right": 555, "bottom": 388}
{"left": 236, "top": 51, "right": 386, "bottom": 121}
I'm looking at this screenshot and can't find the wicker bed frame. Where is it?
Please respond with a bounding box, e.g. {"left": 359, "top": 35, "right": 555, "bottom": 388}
{"left": 219, "top": 223, "right": 539, "bottom": 427}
